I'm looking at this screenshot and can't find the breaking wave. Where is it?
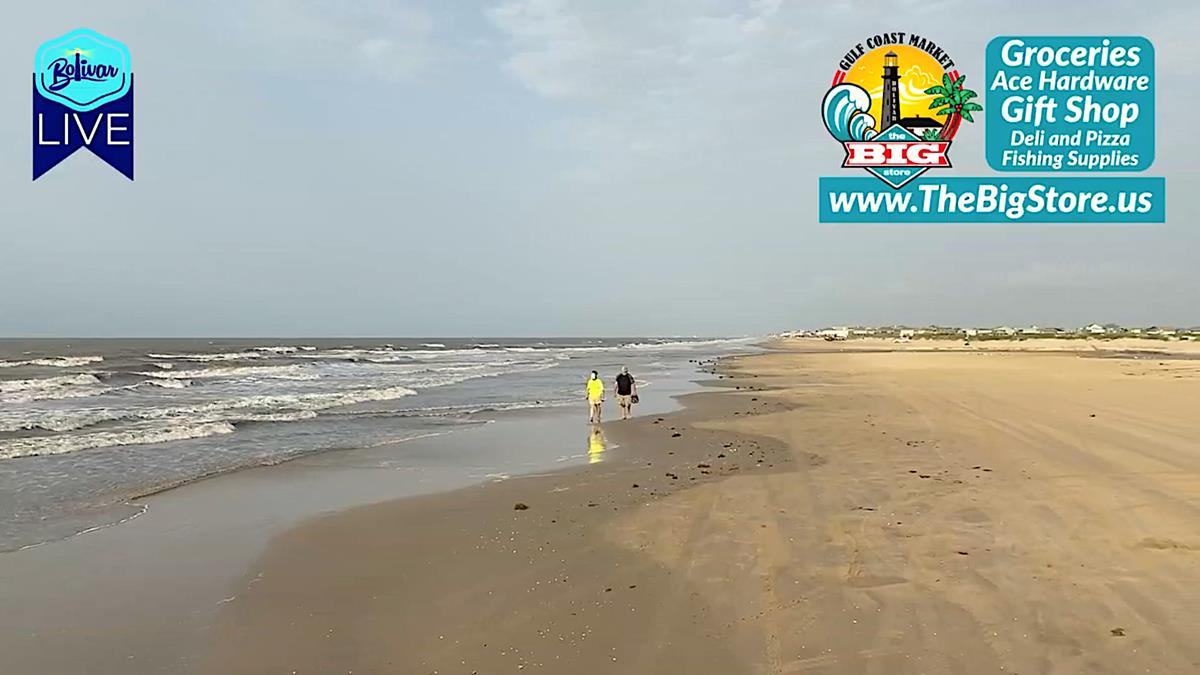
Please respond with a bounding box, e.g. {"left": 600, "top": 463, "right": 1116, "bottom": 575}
{"left": 0, "top": 374, "right": 109, "bottom": 403}
{"left": 135, "top": 364, "right": 318, "bottom": 381}
{"left": 1, "top": 421, "right": 238, "bottom": 459}
{"left": 0, "top": 355, "right": 105, "bottom": 369}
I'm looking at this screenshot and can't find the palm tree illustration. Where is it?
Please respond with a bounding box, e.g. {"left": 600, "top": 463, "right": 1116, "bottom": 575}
{"left": 921, "top": 74, "right": 981, "bottom": 141}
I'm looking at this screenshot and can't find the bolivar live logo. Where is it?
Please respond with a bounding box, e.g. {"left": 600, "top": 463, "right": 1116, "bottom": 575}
{"left": 822, "top": 32, "right": 980, "bottom": 188}
{"left": 33, "top": 28, "right": 134, "bottom": 180}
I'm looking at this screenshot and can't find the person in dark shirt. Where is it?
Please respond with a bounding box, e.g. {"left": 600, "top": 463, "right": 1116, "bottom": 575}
{"left": 614, "top": 366, "right": 637, "bottom": 420}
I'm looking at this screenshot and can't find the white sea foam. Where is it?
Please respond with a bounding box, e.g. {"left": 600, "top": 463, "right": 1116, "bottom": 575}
{"left": 136, "top": 364, "right": 317, "bottom": 381}
{"left": 140, "top": 379, "right": 191, "bottom": 389}
{"left": 0, "top": 355, "right": 104, "bottom": 368}
{"left": 421, "top": 343, "right": 446, "bottom": 348}
{"left": 0, "top": 374, "right": 109, "bottom": 403}
{"left": 0, "top": 384, "right": 421, "bottom": 440}
{"left": 146, "top": 351, "right": 267, "bottom": 362}
{"left": 621, "top": 337, "right": 756, "bottom": 350}
{"left": 0, "top": 421, "right": 238, "bottom": 459}
{"left": 0, "top": 408, "right": 118, "bottom": 433}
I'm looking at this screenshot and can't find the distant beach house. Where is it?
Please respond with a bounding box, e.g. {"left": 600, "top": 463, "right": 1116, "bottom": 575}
{"left": 1085, "top": 323, "right": 1106, "bottom": 335}
{"left": 818, "top": 327, "right": 850, "bottom": 340}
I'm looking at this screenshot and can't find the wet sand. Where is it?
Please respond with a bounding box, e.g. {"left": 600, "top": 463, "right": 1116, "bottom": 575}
{"left": 0, "top": 373, "right": 701, "bottom": 675}
{"left": 202, "top": 341, "right": 1200, "bottom": 674}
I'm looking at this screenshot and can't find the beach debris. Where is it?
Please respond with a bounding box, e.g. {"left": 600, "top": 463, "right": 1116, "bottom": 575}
{"left": 513, "top": 502, "right": 529, "bottom": 510}
{"left": 665, "top": 472, "right": 678, "bottom": 480}
{"left": 717, "top": 453, "right": 726, "bottom": 458}
{"left": 631, "top": 483, "right": 640, "bottom": 488}
{"left": 957, "top": 550, "right": 969, "bottom": 555}
{"left": 671, "top": 432, "right": 682, "bottom": 438}
{"left": 1111, "top": 627, "right": 1126, "bottom": 637}
{"left": 697, "top": 463, "right": 710, "bottom": 469}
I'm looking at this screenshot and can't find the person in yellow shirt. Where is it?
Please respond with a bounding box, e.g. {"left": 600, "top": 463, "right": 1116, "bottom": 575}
{"left": 586, "top": 370, "right": 604, "bottom": 424}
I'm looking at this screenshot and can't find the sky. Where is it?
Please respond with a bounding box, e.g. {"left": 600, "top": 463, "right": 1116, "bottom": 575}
{"left": 1, "top": 0, "right": 1196, "bottom": 337}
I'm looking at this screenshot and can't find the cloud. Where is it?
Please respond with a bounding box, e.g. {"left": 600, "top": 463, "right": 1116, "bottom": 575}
{"left": 218, "top": 0, "right": 435, "bottom": 80}
{"left": 485, "top": 0, "right": 827, "bottom": 180}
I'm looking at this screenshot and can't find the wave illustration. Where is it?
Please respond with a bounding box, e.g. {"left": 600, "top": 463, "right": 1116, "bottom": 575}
{"left": 822, "top": 83, "right": 877, "bottom": 142}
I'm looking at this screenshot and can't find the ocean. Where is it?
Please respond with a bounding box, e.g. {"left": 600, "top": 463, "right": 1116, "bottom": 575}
{"left": 0, "top": 337, "right": 754, "bottom": 552}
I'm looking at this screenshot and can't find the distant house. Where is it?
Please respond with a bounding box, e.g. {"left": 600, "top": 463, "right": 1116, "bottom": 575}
{"left": 899, "top": 329, "right": 916, "bottom": 338}
{"left": 1085, "top": 323, "right": 1106, "bottom": 335}
{"left": 817, "top": 327, "right": 849, "bottom": 340}
{"left": 1020, "top": 326, "right": 1041, "bottom": 335}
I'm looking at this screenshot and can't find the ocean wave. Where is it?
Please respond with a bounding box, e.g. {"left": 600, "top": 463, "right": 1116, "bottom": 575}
{"left": 0, "top": 374, "right": 109, "bottom": 403}
{"left": 0, "top": 384, "right": 420, "bottom": 442}
{"left": 140, "top": 379, "right": 191, "bottom": 389}
{"left": 620, "top": 337, "right": 755, "bottom": 350}
{"left": 0, "top": 421, "right": 237, "bottom": 459}
{"left": 250, "top": 346, "right": 300, "bottom": 354}
{"left": 0, "top": 407, "right": 118, "bottom": 433}
{"left": 0, "top": 355, "right": 104, "bottom": 368}
{"left": 135, "top": 364, "right": 318, "bottom": 381}
{"left": 146, "top": 351, "right": 268, "bottom": 362}
{"left": 421, "top": 343, "right": 446, "bottom": 348}
{"left": 294, "top": 349, "right": 399, "bottom": 361}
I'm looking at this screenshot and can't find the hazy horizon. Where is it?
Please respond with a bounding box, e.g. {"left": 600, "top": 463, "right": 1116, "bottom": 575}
{"left": 3, "top": 1, "right": 1196, "bottom": 337}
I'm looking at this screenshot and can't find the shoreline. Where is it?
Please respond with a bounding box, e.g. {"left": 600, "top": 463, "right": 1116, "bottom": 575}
{"left": 2, "top": 352, "right": 726, "bottom": 555}
{"left": 204, "top": 342, "right": 1200, "bottom": 674}
{"left": 202, "top": 357, "right": 797, "bottom": 673}
{"left": 0, "top": 354, "right": 730, "bottom": 675}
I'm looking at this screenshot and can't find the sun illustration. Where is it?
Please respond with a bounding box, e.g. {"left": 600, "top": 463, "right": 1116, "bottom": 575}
{"left": 65, "top": 48, "right": 92, "bottom": 58}
{"left": 843, "top": 44, "right": 947, "bottom": 138}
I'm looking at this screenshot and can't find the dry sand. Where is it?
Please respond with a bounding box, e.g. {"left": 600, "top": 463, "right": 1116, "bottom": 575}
{"left": 203, "top": 342, "right": 1200, "bottom": 674}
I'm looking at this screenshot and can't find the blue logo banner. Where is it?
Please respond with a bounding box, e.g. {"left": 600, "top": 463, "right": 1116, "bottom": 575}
{"left": 32, "top": 28, "right": 134, "bottom": 180}
{"left": 819, "top": 176, "right": 1165, "bottom": 223}
{"left": 985, "top": 36, "right": 1154, "bottom": 173}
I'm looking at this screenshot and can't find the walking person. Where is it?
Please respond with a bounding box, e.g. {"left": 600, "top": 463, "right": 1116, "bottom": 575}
{"left": 615, "top": 366, "right": 637, "bottom": 420}
{"left": 586, "top": 370, "right": 604, "bottom": 424}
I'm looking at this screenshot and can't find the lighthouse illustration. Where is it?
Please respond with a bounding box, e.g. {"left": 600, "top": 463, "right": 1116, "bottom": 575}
{"left": 880, "top": 51, "right": 900, "bottom": 130}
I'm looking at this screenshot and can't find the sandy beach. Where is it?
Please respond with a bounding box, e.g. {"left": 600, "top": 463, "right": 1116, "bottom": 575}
{"left": 197, "top": 339, "right": 1200, "bottom": 674}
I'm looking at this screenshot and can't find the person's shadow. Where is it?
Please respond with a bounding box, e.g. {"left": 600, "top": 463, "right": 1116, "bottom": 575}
{"left": 587, "top": 426, "right": 607, "bottom": 464}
